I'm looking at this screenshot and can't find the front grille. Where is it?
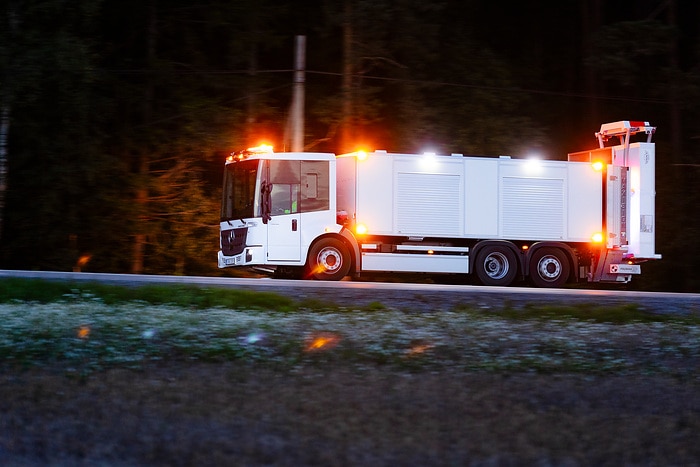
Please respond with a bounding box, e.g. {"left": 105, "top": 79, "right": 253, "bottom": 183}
{"left": 221, "top": 227, "right": 247, "bottom": 256}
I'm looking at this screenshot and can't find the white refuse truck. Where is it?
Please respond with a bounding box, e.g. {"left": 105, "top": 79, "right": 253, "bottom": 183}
{"left": 219, "top": 121, "right": 660, "bottom": 287}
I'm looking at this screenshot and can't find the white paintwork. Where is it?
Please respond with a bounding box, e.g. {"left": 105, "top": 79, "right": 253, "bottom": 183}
{"left": 337, "top": 152, "right": 603, "bottom": 243}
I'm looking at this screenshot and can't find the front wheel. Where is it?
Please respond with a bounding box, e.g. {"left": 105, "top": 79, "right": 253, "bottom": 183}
{"left": 528, "top": 247, "right": 570, "bottom": 288}
{"left": 474, "top": 245, "right": 518, "bottom": 286}
{"left": 306, "top": 238, "right": 351, "bottom": 281}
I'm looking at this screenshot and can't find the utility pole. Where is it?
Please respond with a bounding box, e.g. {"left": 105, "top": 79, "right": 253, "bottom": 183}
{"left": 291, "top": 35, "right": 306, "bottom": 151}
{"left": 341, "top": 0, "right": 353, "bottom": 153}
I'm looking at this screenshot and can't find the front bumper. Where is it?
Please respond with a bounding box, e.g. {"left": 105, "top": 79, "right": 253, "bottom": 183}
{"left": 218, "top": 250, "right": 247, "bottom": 268}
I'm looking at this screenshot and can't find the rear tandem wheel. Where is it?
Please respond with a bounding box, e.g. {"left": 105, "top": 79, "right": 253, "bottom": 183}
{"left": 474, "top": 245, "right": 518, "bottom": 286}
{"left": 528, "top": 247, "right": 570, "bottom": 288}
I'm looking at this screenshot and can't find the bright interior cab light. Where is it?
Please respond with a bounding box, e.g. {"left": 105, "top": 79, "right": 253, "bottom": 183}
{"left": 355, "top": 223, "right": 368, "bottom": 235}
{"left": 592, "top": 161, "right": 605, "bottom": 171}
{"left": 356, "top": 150, "right": 368, "bottom": 161}
{"left": 591, "top": 232, "right": 604, "bottom": 243}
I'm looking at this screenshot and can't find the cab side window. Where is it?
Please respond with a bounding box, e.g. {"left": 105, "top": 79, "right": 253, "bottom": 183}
{"left": 301, "top": 161, "right": 329, "bottom": 212}
{"left": 267, "top": 160, "right": 329, "bottom": 215}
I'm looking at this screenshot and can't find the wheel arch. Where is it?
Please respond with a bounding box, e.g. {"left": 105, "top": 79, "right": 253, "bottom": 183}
{"left": 307, "top": 230, "right": 359, "bottom": 274}
{"left": 337, "top": 228, "right": 361, "bottom": 274}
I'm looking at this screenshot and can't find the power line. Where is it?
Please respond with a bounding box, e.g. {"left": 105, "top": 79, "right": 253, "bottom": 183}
{"left": 305, "top": 70, "right": 671, "bottom": 104}
{"left": 21, "top": 65, "right": 669, "bottom": 105}
{"left": 115, "top": 66, "right": 672, "bottom": 105}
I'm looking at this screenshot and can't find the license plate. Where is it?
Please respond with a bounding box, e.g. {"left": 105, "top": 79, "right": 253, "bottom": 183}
{"left": 225, "top": 255, "right": 239, "bottom": 265}
{"left": 609, "top": 264, "right": 641, "bottom": 274}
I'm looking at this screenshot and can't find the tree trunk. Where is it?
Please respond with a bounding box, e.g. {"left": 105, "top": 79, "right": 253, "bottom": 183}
{"left": 132, "top": 0, "right": 158, "bottom": 274}
{"left": 0, "top": 6, "right": 17, "bottom": 242}
{"left": 581, "top": 0, "right": 601, "bottom": 128}
{"left": 245, "top": 11, "right": 259, "bottom": 148}
{"left": 0, "top": 104, "right": 8, "bottom": 242}
{"left": 667, "top": 0, "right": 682, "bottom": 167}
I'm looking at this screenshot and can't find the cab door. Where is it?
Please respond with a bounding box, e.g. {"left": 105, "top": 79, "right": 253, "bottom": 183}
{"left": 264, "top": 160, "right": 302, "bottom": 262}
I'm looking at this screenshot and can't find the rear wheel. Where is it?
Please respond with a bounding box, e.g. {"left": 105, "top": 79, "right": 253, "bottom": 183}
{"left": 306, "top": 238, "right": 351, "bottom": 281}
{"left": 474, "top": 245, "right": 518, "bottom": 286}
{"left": 529, "top": 247, "right": 570, "bottom": 288}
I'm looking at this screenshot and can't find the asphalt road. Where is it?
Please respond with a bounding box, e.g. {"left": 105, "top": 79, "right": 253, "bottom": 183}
{"left": 1, "top": 269, "right": 698, "bottom": 315}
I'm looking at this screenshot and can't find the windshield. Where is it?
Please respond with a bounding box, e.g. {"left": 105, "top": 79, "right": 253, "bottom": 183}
{"left": 221, "top": 159, "right": 259, "bottom": 221}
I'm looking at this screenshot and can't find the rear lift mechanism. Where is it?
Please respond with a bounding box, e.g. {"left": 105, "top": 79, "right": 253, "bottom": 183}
{"left": 597, "top": 120, "right": 656, "bottom": 157}
{"left": 570, "top": 121, "right": 659, "bottom": 283}
{"left": 596, "top": 121, "right": 659, "bottom": 282}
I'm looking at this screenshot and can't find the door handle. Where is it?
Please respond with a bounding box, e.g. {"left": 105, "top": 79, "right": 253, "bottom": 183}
{"left": 292, "top": 219, "right": 298, "bottom": 231}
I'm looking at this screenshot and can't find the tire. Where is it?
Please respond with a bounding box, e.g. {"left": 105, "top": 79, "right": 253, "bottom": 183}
{"left": 306, "top": 238, "right": 351, "bottom": 281}
{"left": 528, "top": 247, "right": 570, "bottom": 288}
{"left": 474, "top": 244, "right": 518, "bottom": 286}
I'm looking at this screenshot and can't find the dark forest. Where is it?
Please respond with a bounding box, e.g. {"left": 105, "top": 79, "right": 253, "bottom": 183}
{"left": 1, "top": 0, "right": 698, "bottom": 291}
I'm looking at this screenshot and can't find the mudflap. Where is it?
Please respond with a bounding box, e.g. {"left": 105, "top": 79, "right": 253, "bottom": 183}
{"left": 591, "top": 249, "right": 632, "bottom": 283}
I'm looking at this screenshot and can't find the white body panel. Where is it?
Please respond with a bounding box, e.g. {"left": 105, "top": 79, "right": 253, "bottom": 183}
{"left": 611, "top": 142, "right": 658, "bottom": 259}
{"left": 337, "top": 152, "right": 603, "bottom": 243}
{"left": 361, "top": 252, "right": 470, "bottom": 273}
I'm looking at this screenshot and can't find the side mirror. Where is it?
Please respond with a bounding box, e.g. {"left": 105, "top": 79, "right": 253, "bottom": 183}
{"left": 261, "top": 181, "right": 273, "bottom": 224}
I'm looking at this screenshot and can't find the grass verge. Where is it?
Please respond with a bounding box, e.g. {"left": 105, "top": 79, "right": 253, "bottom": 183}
{"left": 0, "top": 278, "right": 698, "bottom": 376}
